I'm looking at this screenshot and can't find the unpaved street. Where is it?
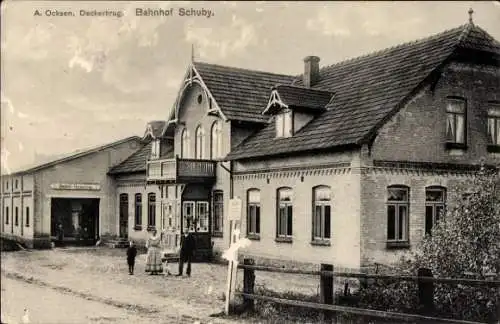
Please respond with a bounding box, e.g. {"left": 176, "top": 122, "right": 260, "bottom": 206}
{"left": 1, "top": 276, "right": 155, "bottom": 324}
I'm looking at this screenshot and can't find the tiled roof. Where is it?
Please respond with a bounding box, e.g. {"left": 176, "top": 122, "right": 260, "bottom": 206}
{"left": 226, "top": 23, "right": 500, "bottom": 160}
{"left": 270, "top": 84, "right": 333, "bottom": 112}
{"left": 108, "top": 141, "right": 174, "bottom": 175}
{"left": 4, "top": 136, "right": 142, "bottom": 176}
{"left": 143, "top": 121, "right": 167, "bottom": 140}
{"left": 193, "top": 62, "right": 295, "bottom": 123}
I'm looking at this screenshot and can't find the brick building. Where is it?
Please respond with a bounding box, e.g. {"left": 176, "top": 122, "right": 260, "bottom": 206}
{"left": 0, "top": 137, "right": 143, "bottom": 248}
{"left": 3, "top": 21, "right": 498, "bottom": 270}
{"left": 140, "top": 21, "right": 499, "bottom": 268}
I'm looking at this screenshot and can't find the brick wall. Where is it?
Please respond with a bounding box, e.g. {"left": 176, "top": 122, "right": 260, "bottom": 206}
{"left": 360, "top": 168, "right": 472, "bottom": 265}
{"left": 362, "top": 60, "right": 500, "bottom": 266}
{"left": 371, "top": 62, "right": 500, "bottom": 165}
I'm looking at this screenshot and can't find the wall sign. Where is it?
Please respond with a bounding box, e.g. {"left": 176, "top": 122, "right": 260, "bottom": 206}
{"left": 228, "top": 197, "right": 242, "bottom": 221}
{"left": 50, "top": 183, "right": 101, "bottom": 191}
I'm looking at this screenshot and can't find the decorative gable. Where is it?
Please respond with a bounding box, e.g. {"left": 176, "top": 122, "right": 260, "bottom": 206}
{"left": 263, "top": 85, "right": 334, "bottom": 138}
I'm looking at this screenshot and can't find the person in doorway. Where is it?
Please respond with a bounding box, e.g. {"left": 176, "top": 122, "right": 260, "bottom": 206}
{"left": 176, "top": 227, "right": 196, "bottom": 277}
{"left": 126, "top": 241, "right": 137, "bottom": 275}
{"left": 57, "top": 223, "right": 64, "bottom": 247}
{"left": 145, "top": 230, "right": 163, "bottom": 275}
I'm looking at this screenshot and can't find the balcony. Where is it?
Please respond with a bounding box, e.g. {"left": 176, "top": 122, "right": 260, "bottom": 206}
{"left": 147, "top": 157, "right": 216, "bottom": 184}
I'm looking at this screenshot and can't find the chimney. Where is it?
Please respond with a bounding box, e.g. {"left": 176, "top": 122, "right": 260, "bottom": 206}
{"left": 303, "top": 56, "right": 320, "bottom": 88}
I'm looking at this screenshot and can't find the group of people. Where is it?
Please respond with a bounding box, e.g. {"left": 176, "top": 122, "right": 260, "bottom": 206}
{"left": 126, "top": 228, "right": 196, "bottom": 277}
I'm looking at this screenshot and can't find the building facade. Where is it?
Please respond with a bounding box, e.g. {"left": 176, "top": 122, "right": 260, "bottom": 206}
{"left": 142, "top": 22, "right": 500, "bottom": 269}
{"left": 3, "top": 22, "right": 498, "bottom": 271}
{"left": 1, "top": 137, "right": 143, "bottom": 248}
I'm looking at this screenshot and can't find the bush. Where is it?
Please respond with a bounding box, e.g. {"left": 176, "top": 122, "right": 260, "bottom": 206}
{"left": 358, "top": 165, "right": 500, "bottom": 322}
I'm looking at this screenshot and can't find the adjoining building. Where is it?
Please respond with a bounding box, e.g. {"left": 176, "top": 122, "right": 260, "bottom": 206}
{"left": 0, "top": 136, "right": 143, "bottom": 248}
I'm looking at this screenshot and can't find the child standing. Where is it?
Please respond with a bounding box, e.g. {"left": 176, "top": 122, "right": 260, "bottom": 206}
{"left": 126, "top": 241, "right": 137, "bottom": 275}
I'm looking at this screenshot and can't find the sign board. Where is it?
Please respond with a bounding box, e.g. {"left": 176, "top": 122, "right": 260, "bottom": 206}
{"left": 50, "top": 183, "right": 101, "bottom": 191}
{"left": 228, "top": 197, "right": 242, "bottom": 221}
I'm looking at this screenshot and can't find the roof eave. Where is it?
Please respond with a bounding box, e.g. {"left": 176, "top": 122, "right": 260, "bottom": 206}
{"left": 225, "top": 143, "right": 361, "bottom": 162}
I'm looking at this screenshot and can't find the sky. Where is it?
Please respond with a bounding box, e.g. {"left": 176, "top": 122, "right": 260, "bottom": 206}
{"left": 1, "top": 1, "right": 500, "bottom": 174}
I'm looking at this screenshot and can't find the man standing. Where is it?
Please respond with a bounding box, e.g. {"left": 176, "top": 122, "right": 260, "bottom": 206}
{"left": 176, "top": 228, "right": 196, "bottom": 277}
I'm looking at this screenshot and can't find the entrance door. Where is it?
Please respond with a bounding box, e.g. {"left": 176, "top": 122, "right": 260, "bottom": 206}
{"left": 119, "top": 194, "right": 128, "bottom": 238}
{"left": 182, "top": 201, "right": 209, "bottom": 233}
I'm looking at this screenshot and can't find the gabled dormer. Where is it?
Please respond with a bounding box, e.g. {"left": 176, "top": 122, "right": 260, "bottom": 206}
{"left": 262, "top": 84, "right": 334, "bottom": 138}
{"left": 143, "top": 120, "right": 169, "bottom": 160}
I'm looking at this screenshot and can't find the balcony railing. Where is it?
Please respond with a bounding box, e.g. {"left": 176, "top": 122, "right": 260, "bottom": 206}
{"left": 147, "top": 157, "right": 216, "bottom": 184}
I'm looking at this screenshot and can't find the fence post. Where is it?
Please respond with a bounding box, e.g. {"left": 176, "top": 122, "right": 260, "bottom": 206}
{"left": 417, "top": 267, "right": 435, "bottom": 315}
{"left": 320, "top": 264, "right": 334, "bottom": 322}
{"left": 243, "top": 258, "right": 255, "bottom": 311}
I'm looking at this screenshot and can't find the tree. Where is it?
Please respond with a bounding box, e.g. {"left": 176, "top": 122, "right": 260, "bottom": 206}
{"left": 359, "top": 165, "right": 500, "bottom": 322}
{"left": 405, "top": 165, "right": 499, "bottom": 321}
{"left": 411, "top": 165, "right": 500, "bottom": 278}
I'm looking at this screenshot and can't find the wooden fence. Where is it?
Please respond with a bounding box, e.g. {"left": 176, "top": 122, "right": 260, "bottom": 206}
{"left": 235, "top": 259, "right": 500, "bottom": 324}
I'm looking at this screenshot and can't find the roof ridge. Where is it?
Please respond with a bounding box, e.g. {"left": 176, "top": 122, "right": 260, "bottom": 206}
{"left": 194, "top": 61, "right": 295, "bottom": 79}
{"left": 274, "top": 83, "right": 334, "bottom": 94}
{"left": 6, "top": 136, "right": 142, "bottom": 175}
{"left": 318, "top": 23, "right": 469, "bottom": 74}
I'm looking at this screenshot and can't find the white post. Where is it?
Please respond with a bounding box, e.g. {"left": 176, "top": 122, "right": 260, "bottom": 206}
{"left": 224, "top": 222, "right": 240, "bottom": 315}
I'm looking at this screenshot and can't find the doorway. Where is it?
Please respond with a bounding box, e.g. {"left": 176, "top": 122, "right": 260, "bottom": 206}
{"left": 51, "top": 198, "right": 100, "bottom": 245}
{"left": 119, "top": 194, "right": 128, "bottom": 238}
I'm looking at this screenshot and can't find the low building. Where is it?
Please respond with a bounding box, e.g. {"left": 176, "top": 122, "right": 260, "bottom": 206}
{"left": 0, "top": 136, "right": 143, "bottom": 248}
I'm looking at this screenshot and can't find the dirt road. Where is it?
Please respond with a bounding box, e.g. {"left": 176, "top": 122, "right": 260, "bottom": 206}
{"left": 1, "top": 275, "right": 158, "bottom": 324}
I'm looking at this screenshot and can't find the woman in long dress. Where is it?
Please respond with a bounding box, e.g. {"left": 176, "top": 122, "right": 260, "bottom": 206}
{"left": 145, "top": 230, "right": 163, "bottom": 275}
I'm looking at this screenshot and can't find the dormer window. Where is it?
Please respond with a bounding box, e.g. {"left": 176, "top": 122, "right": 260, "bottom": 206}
{"left": 151, "top": 139, "right": 160, "bottom": 159}
{"left": 276, "top": 110, "right": 293, "bottom": 138}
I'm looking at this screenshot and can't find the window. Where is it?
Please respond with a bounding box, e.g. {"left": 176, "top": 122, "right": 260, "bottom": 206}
{"left": 148, "top": 193, "right": 156, "bottom": 229}
{"left": 212, "top": 191, "right": 224, "bottom": 236}
{"left": 5, "top": 207, "right": 9, "bottom": 224}
{"left": 181, "top": 129, "right": 190, "bottom": 158}
{"left": 25, "top": 207, "right": 30, "bottom": 227}
{"left": 151, "top": 140, "right": 160, "bottom": 159}
{"left": 195, "top": 126, "right": 205, "bottom": 159}
{"left": 15, "top": 207, "right": 18, "bottom": 226}
{"left": 6, "top": 181, "right": 8, "bottom": 190}
{"left": 247, "top": 189, "right": 261, "bottom": 238}
{"left": 387, "top": 186, "right": 409, "bottom": 246}
{"left": 487, "top": 104, "right": 500, "bottom": 147}
{"left": 313, "top": 186, "right": 331, "bottom": 241}
{"left": 425, "top": 187, "right": 446, "bottom": 235}
{"left": 15, "top": 179, "right": 18, "bottom": 189}
{"left": 277, "top": 188, "right": 293, "bottom": 239}
{"left": 276, "top": 110, "right": 293, "bottom": 138}
{"left": 210, "top": 121, "right": 222, "bottom": 159}
{"left": 134, "top": 194, "right": 142, "bottom": 229}
{"left": 196, "top": 201, "right": 209, "bottom": 232}
{"left": 445, "top": 98, "right": 466, "bottom": 145}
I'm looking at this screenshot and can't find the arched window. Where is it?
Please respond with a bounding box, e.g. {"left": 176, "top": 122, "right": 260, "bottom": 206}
{"left": 425, "top": 186, "right": 446, "bottom": 235}
{"left": 181, "top": 129, "right": 190, "bottom": 158}
{"left": 247, "top": 189, "right": 261, "bottom": 237}
{"left": 195, "top": 125, "right": 205, "bottom": 159}
{"left": 210, "top": 121, "right": 222, "bottom": 159}
{"left": 276, "top": 187, "right": 293, "bottom": 239}
{"left": 386, "top": 185, "right": 409, "bottom": 244}
{"left": 312, "top": 186, "right": 331, "bottom": 241}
